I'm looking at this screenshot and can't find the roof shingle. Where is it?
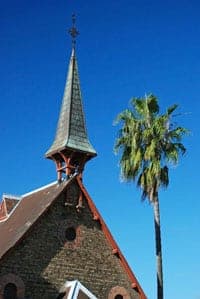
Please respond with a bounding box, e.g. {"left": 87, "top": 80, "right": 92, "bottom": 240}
{"left": 45, "top": 48, "right": 96, "bottom": 158}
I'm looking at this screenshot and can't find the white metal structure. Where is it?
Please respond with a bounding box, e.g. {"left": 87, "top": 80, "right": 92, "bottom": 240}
{"left": 59, "top": 280, "right": 98, "bottom": 299}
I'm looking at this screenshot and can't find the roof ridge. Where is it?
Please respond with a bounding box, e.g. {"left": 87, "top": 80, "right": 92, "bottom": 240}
{"left": 22, "top": 181, "right": 57, "bottom": 198}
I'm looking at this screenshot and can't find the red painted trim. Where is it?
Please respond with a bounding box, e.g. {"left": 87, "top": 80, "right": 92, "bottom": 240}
{"left": 76, "top": 177, "right": 147, "bottom": 299}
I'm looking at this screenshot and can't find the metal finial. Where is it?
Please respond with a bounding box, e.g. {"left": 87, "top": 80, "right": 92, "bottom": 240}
{"left": 68, "top": 14, "right": 79, "bottom": 47}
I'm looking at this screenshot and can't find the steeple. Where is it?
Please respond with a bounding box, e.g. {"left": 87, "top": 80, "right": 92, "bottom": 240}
{"left": 46, "top": 16, "right": 97, "bottom": 182}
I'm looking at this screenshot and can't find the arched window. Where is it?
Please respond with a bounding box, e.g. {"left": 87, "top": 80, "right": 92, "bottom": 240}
{"left": 3, "top": 282, "right": 17, "bottom": 299}
{"left": 108, "top": 286, "right": 130, "bottom": 299}
{"left": 0, "top": 274, "right": 25, "bottom": 299}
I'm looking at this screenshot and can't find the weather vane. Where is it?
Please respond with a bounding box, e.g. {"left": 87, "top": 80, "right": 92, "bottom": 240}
{"left": 68, "top": 14, "right": 79, "bottom": 47}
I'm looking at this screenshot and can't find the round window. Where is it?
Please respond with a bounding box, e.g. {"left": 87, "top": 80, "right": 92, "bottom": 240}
{"left": 65, "top": 226, "right": 76, "bottom": 241}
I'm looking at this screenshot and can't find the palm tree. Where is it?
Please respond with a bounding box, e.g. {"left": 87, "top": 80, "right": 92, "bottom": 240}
{"left": 114, "top": 94, "right": 188, "bottom": 299}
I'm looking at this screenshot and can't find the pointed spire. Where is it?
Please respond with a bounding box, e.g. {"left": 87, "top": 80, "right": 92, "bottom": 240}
{"left": 46, "top": 48, "right": 96, "bottom": 157}
{"left": 45, "top": 16, "right": 96, "bottom": 181}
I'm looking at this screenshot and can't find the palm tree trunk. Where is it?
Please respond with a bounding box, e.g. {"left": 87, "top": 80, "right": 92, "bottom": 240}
{"left": 153, "top": 197, "right": 163, "bottom": 299}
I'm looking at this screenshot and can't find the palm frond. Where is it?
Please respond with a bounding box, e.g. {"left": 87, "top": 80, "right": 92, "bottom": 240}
{"left": 114, "top": 94, "right": 188, "bottom": 202}
{"left": 167, "top": 104, "right": 178, "bottom": 115}
{"left": 147, "top": 94, "right": 159, "bottom": 114}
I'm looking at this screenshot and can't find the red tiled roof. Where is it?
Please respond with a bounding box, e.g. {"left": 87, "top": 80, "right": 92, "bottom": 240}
{"left": 0, "top": 179, "right": 72, "bottom": 259}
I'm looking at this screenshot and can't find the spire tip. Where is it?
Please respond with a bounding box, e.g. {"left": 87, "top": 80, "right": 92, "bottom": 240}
{"left": 68, "top": 13, "right": 79, "bottom": 48}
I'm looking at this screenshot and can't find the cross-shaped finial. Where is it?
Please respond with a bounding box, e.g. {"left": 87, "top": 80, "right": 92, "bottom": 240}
{"left": 68, "top": 14, "right": 79, "bottom": 47}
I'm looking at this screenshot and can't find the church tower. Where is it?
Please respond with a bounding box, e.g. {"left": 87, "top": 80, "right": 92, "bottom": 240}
{"left": 0, "top": 16, "right": 147, "bottom": 299}
{"left": 46, "top": 15, "right": 97, "bottom": 182}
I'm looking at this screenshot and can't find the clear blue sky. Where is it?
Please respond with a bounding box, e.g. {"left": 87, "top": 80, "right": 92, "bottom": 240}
{"left": 0, "top": 1, "right": 199, "bottom": 299}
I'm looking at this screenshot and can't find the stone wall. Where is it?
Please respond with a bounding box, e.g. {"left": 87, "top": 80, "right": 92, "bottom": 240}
{"left": 0, "top": 181, "right": 141, "bottom": 299}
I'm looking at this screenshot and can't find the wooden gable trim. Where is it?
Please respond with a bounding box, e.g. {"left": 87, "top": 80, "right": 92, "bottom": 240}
{"left": 0, "top": 199, "right": 7, "bottom": 222}
{"left": 76, "top": 176, "right": 147, "bottom": 299}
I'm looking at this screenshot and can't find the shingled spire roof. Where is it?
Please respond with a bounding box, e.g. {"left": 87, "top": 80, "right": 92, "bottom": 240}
{"left": 45, "top": 17, "right": 96, "bottom": 181}
{"left": 45, "top": 47, "right": 96, "bottom": 158}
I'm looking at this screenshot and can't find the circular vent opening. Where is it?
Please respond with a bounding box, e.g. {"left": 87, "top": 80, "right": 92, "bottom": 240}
{"left": 65, "top": 227, "right": 76, "bottom": 241}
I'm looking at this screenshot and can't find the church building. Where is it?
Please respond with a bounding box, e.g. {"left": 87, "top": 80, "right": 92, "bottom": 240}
{"left": 0, "top": 19, "right": 147, "bottom": 299}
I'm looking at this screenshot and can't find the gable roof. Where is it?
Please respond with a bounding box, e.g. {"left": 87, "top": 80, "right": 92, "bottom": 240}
{"left": 0, "top": 176, "right": 146, "bottom": 299}
{"left": 0, "top": 194, "right": 21, "bottom": 222}
{"left": 0, "top": 178, "right": 73, "bottom": 259}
